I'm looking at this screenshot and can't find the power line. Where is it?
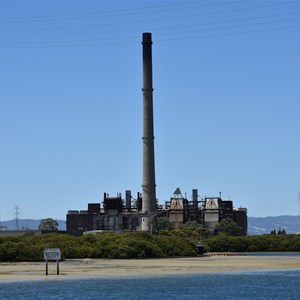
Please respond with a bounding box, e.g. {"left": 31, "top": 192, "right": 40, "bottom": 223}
{"left": 1, "top": 18, "right": 299, "bottom": 48}
{"left": 1, "top": 11, "right": 299, "bottom": 38}
{"left": 1, "top": 23, "right": 299, "bottom": 49}
{"left": 156, "top": 24, "right": 300, "bottom": 43}
{"left": 0, "top": 1, "right": 299, "bottom": 48}
{"left": 298, "top": 191, "right": 300, "bottom": 233}
{"left": 0, "top": 1, "right": 298, "bottom": 33}
{"left": 154, "top": 16, "right": 300, "bottom": 38}
{"left": 0, "top": 1, "right": 233, "bottom": 22}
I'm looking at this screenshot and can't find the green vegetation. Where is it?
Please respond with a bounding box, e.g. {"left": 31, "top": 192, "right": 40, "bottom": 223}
{"left": 1, "top": 228, "right": 300, "bottom": 262}
{"left": 38, "top": 218, "right": 59, "bottom": 231}
{"left": 216, "top": 219, "right": 243, "bottom": 236}
{"left": 204, "top": 234, "right": 300, "bottom": 252}
{"left": 156, "top": 217, "right": 174, "bottom": 231}
{"left": 0, "top": 232, "right": 197, "bottom": 262}
{"left": 270, "top": 228, "right": 287, "bottom": 235}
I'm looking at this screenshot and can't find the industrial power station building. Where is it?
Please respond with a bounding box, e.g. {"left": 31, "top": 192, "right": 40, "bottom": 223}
{"left": 66, "top": 188, "right": 247, "bottom": 236}
{"left": 67, "top": 33, "right": 247, "bottom": 236}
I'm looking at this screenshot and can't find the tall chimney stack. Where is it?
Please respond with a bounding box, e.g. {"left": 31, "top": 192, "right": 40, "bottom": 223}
{"left": 141, "top": 32, "right": 156, "bottom": 230}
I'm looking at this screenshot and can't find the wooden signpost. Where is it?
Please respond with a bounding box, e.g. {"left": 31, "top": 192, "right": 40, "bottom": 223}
{"left": 44, "top": 248, "right": 61, "bottom": 275}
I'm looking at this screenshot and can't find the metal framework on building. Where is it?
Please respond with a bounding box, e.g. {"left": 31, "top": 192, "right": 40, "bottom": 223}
{"left": 66, "top": 188, "right": 247, "bottom": 236}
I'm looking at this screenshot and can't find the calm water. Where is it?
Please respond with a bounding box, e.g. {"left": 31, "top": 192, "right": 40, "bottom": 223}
{"left": 0, "top": 270, "right": 299, "bottom": 299}
{"left": 246, "top": 253, "right": 300, "bottom": 256}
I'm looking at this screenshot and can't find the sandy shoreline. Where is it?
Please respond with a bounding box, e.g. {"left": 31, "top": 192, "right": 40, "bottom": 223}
{"left": 1, "top": 255, "right": 300, "bottom": 281}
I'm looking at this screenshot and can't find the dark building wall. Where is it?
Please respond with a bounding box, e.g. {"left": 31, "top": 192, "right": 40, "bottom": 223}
{"left": 221, "top": 201, "right": 234, "bottom": 219}
{"left": 125, "top": 190, "right": 132, "bottom": 211}
{"left": 136, "top": 193, "right": 143, "bottom": 211}
{"left": 66, "top": 213, "right": 90, "bottom": 235}
{"left": 233, "top": 209, "right": 248, "bottom": 235}
{"left": 103, "top": 194, "right": 123, "bottom": 212}
{"left": 66, "top": 203, "right": 101, "bottom": 235}
{"left": 88, "top": 203, "right": 101, "bottom": 214}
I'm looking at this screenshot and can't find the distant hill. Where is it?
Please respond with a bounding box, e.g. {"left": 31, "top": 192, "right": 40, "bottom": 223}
{"left": 1, "top": 216, "right": 299, "bottom": 235}
{"left": 248, "top": 215, "right": 300, "bottom": 235}
{"left": 0, "top": 219, "right": 66, "bottom": 231}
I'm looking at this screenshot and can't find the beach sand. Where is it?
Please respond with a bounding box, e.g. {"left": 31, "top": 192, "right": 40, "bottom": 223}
{"left": 0, "top": 255, "right": 299, "bottom": 281}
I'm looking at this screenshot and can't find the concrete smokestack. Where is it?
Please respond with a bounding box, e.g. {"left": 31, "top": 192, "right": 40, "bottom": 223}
{"left": 141, "top": 32, "right": 156, "bottom": 230}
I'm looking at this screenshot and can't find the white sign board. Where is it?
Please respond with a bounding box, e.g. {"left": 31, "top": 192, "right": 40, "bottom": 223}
{"left": 44, "top": 248, "right": 61, "bottom": 261}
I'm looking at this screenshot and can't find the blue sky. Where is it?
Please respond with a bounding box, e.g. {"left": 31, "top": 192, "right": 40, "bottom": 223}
{"left": 0, "top": 0, "right": 299, "bottom": 221}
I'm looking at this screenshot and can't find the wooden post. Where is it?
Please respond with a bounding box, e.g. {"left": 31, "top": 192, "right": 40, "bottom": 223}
{"left": 45, "top": 260, "right": 48, "bottom": 275}
{"left": 56, "top": 260, "right": 59, "bottom": 275}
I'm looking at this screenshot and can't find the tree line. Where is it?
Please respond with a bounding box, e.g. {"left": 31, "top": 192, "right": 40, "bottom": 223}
{"left": 0, "top": 231, "right": 197, "bottom": 262}
{"left": 0, "top": 218, "right": 299, "bottom": 261}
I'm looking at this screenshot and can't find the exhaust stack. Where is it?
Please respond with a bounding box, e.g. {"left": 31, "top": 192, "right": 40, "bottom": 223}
{"left": 141, "top": 32, "right": 156, "bottom": 230}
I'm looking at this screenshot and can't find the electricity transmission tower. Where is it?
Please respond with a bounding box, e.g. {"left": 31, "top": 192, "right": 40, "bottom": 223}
{"left": 298, "top": 192, "right": 300, "bottom": 233}
{"left": 14, "top": 205, "right": 20, "bottom": 230}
